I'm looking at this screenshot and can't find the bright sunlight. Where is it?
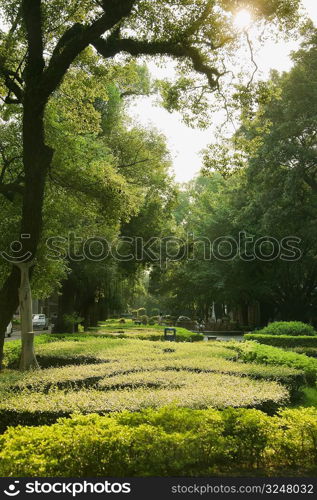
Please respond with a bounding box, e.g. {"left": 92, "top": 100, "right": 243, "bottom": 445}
{"left": 234, "top": 9, "right": 252, "bottom": 30}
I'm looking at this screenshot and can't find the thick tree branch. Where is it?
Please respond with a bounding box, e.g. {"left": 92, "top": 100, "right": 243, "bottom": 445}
{"left": 93, "top": 37, "right": 221, "bottom": 89}
{"left": 41, "top": 0, "right": 136, "bottom": 98}
{"left": 303, "top": 171, "right": 317, "bottom": 193}
{"left": 0, "top": 153, "right": 22, "bottom": 183}
{"left": 3, "top": 96, "right": 20, "bottom": 104}
{"left": 183, "top": 0, "right": 214, "bottom": 38}
{"left": 22, "top": 0, "right": 45, "bottom": 80}
{"left": 0, "top": 181, "right": 25, "bottom": 201}
{"left": 0, "top": 60, "right": 24, "bottom": 102}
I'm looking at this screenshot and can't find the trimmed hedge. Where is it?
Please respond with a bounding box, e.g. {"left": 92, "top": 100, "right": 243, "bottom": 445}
{"left": 96, "top": 332, "right": 204, "bottom": 342}
{"left": 89, "top": 324, "right": 203, "bottom": 343}
{"left": 1, "top": 406, "right": 317, "bottom": 477}
{"left": 235, "top": 341, "right": 317, "bottom": 384}
{"left": 244, "top": 334, "right": 317, "bottom": 348}
{"left": 292, "top": 347, "right": 317, "bottom": 358}
{"left": 0, "top": 371, "right": 289, "bottom": 432}
{"left": 254, "top": 321, "right": 316, "bottom": 337}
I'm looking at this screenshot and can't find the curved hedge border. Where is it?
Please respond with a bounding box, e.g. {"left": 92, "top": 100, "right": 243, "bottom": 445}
{"left": 1, "top": 407, "right": 317, "bottom": 477}
{"left": 0, "top": 371, "right": 288, "bottom": 433}
{"left": 96, "top": 332, "right": 204, "bottom": 342}
{"left": 244, "top": 334, "right": 317, "bottom": 348}
{"left": 254, "top": 322, "right": 316, "bottom": 337}
{"left": 233, "top": 341, "right": 317, "bottom": 384}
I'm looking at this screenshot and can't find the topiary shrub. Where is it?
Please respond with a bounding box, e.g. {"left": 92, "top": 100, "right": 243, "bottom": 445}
{"left": 148, "top": 316, "right": 158, "bottom": 325}
{"left": 255, "top": 321, "right": 316, "bottom": 337}
{"left": 140, "top": 315, "right": 148, "bottom": 325}
{"left": 137, "top": 308, "right": 146, "bottom": 317}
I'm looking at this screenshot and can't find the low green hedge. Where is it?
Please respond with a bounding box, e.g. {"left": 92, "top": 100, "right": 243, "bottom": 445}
{"left": 292, "top": 347, "right": 317, "bottom": 358}
{"left": 254, "top": 321, "right": 316, "bottom": 337}
{"left": 235, "top": 341, "right": 317, "bottom": 384}
{"left": 1, "top": 406, "right": 317, "bottom": 477}
{"left": 90, "top": 332, "right": 204, "bottom": 342}
{"left": 244, "top": 334, "right": 317, "bottom": 348}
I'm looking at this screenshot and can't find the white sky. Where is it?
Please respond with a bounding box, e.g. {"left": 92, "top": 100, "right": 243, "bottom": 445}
{"left": 128, "top": 0, "right": 317, "bottom": 183}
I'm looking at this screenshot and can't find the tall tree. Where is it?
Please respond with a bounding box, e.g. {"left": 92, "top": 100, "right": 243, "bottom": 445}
{"left": 0, "top": 0, "right": 300, "bottom": 368}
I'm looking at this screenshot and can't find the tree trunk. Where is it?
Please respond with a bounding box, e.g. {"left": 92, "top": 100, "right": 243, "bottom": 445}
{"left": 18, "top": 262, "right": 39, "bottom": 370}
{"left": 0, "top": 96, "right": 53, "bottom": 368}
{"left": 79, "top": 297, "right": 95, "bottom": 331}
{"left": 0, "top": 269, "right": 20, "bottom": 369}
{"left": 54, "top": 277, "right": 76, "bottom": 333}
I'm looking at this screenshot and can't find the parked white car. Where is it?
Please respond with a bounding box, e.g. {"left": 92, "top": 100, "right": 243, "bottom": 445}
{"left": 32, "top": 314, "right": 49, "bottom": 330}
{"left": 5, "top": 322, "right": 13, "bottom": 338}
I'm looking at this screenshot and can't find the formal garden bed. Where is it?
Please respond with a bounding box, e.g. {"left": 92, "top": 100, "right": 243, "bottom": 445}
{"left": 1, "top": 323, "right": 317, "bottom": 476}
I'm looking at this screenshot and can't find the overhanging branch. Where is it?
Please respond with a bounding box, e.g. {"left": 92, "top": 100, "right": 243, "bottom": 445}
{"left": 0, "top": 60, "right": 24, "bottom": 102}
{"left": 0, "top": 181, "right": 24, "bottom": 202}
{"left": 93, "top": 37, "right": 221, "bottom": 89}
{"left": 41, "top": 0, "right": 137, "bottom": 98}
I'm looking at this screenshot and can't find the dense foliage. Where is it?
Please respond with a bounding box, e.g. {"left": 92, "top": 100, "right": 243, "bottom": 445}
{"left": 1, "top": 406, "right": 317, "bottom": 477}
{"left": 147, "top": 30, "right": 317, "bottom": 327}
{"left": 255, "top": 322, "right": 317, "bottom": 336}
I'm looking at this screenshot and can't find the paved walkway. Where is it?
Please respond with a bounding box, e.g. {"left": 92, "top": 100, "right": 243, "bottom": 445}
{"left": 4, "top": 328, "right": 51, "bottom": 342}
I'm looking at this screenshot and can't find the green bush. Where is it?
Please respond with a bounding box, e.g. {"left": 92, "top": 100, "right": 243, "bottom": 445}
{"left": 63, "top": 313, "right": 84, "bottom": 332}
{"left": 95, "top": 330, "right": 204, "bottom": 343}
{"left": 140, "top": 315, "right": 148, "bottom": 325}
{"left": 245, "top": 334, "right": 317, "bottom": 348}
{"left": 234, "top": 341, "right": 317, "bottom": 384}
{"left": 1, "top": 407, "right": 317, "bottom": 477}
{"left": 148, "top": 316, "right": 158, "bottom": 325}
{"left": 137, "top": 308, "right": 146, "bottom": 317}
{"left": 292, "top": 347, "right": 317, "bottom": 358}
{"left": 255, "top": 321, "right": 316, "bottom": 336}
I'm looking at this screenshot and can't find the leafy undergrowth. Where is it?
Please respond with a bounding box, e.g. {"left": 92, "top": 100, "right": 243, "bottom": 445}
{"left": 1, "top": 406, "right": 317, "bottom": 477}
{"left": 0, "top": 337, "right": 302, "bottom": 431}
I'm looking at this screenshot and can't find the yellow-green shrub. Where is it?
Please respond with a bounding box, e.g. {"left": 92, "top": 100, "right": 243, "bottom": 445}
{"left": 1, "top": 407, "right": 317, "bottom": 477}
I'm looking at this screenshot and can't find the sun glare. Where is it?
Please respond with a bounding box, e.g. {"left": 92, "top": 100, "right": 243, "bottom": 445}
{"left": 234, "top": 9, "right": 252, "bottom": 30}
